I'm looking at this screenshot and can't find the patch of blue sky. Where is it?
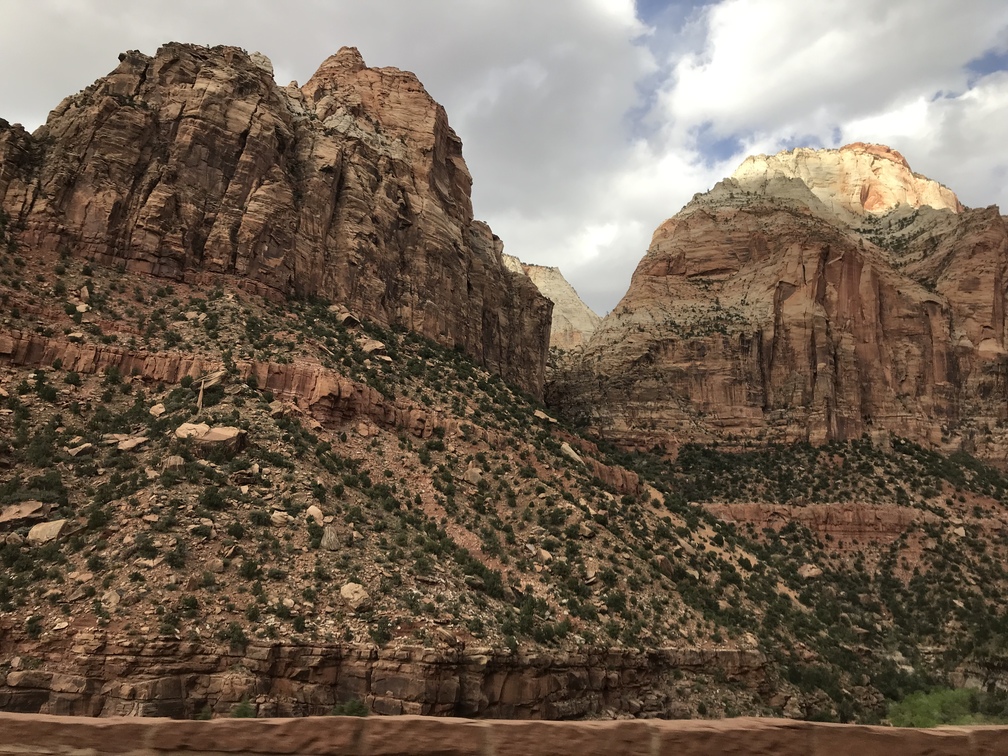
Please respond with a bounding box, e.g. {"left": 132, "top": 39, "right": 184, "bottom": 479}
{"left": 966, "top": 46, "right": 1008, "bottom": 79}
{"left": 690, "top": 122, "right": 744, "bottom": 165}
{"left": 624, "top": 0, "right": 717, "bottom": 141}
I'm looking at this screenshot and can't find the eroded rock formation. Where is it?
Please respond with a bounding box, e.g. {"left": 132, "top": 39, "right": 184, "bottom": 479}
{"left": 503, "top": 255, "right": 600, "bottom": 350}
{"left": 567, "top": 145, "right": 1008, "bottom": 462}
{"left": 0, "top": 628, "right": 765, "bottom": 719}
{"left": 0, "top": 43, "right": 551, "bottom": 395}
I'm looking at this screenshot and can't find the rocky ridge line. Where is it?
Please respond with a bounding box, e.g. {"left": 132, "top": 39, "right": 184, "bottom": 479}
{"left": 502, "top": 255, "right": 600, "bottom": 350}
{"left": 566, "top": 144, "right": 1008, "bottom": 461}
{"left": 0, "top": 43, "right": 551, "bottom": 395}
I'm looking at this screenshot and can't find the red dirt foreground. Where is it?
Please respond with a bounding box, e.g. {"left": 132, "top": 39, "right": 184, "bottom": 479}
{"left": 1, "top": 712, "right": 1006, "bottom": 755}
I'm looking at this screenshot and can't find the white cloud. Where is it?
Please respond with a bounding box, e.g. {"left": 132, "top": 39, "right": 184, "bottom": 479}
{"left": 663, "top": 0, "right": 1008, "bottom": 143}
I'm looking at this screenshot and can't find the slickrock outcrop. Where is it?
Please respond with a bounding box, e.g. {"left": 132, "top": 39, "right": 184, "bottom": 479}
{"left": 503, "top": 255, "right": 600, "bottom": 350}
{"left": 0, "top": 630, "right": 765, "bottom": 719}
{"left": 567, "top": 145, "right": 1008, "bottom": 461}
{"left": 0, "top": 43, "right": 551, "bottom": 395}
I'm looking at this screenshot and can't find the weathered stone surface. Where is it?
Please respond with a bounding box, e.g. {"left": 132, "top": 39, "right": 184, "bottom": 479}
{"left": 0, "top": 635, "right": 766, "bottom": 720}
{"left": 175, "top": 422, "right": 246, "bottom": 456}
{"left": 0, "top": 43, "right": 551, "bottom": 396}
{"left": 320, "top": 524, "right": 342, "bottom": 551}
{"left": 798, "top": 564, "right": 823, "bottom": 579}
{"left": 117, "top": 435, "right": 148, "bottom": 451}
{"left": 340, "top": 582, "right": 371, "bottom": 612}
{"left": 503, "top": 254, "right": 600, "bottom": 350}
{"left": 163, "top": 454, "right": 185, "bottom": 471}
{"left": 560, "top": 442, "right": 583, "bottom": 465}
{"left": 0, "top": 500, "right": 49, "bottom": 527}
{"left": 175, "top": 423, "right": 210, "bottom": 440}
{"left": 0, "top": 711, "right": 1001, "bottom": 755}
{"left": 26, "top": 519, "right": 67, "bottom": 545}
{"left": 568, "top": 144, "right": 1008, "bottom": 462}
{"left": 732, "top": 142, "right": 962, "bottom": 221}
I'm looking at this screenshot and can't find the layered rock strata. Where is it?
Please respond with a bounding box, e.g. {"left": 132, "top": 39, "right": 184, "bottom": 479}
{"left": 570, "top": 145, "right": 1008, "bottom": 461}
{"left": 0, "top": 43, "right": 551, "bottom": 395}
{"left": 0, "top": 629, "right": 765, "bottom": 719}
{"left": 0, "top": 329, "right": 641, "bottom": 497}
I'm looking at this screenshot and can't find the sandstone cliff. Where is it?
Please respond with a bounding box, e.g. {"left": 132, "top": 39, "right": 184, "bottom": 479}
{"left": 502, "top": 255, "right": 600, "bottom": 350}
{"left": 0, "top": 43, "right": 551, "bottom": 395}
{"left": 732, "top": 142, "right": 963, "bottom": 221}
{"left": 0, "top": 629, "right": 765, "bottom": 719}
{"left": 567, "top": 145, "right": 1008, "bottom": 461}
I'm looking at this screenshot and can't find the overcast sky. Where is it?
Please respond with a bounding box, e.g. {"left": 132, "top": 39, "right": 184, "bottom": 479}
{"left": 1, "top": 1, "right": 1006, "bottom": 314}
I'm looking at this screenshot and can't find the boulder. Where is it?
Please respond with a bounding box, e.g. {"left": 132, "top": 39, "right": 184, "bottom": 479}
{"left": 798, "top": 564, "right": 823, "bottom": 579}
{"left": 27, "top": 519, "right": 68, "bottom": 546}
{"left": 340, "top": 582, "right": 371, "bottom": 612}
{"left": 533, "top": 409, "right": 558, "bottom": 424}
{"left": 560, "top": 442, "right": 584, "bottom": 465}
{"left": 66, "top": 443, "right": 93, "bottom": 457}
{"left": 175, "top": 423, "right": 246, "bottom": 457}
{"left": 117, "top": 435, "right": 148, "bottom": 452}
{"left": 175, "top": 422, "right": 210, "bottom": 440}
{"left": 163, "top": 455, "right": 185, "bottom": 471}
{"left": 655, "top": 554, "right": 674, "bottom": 579}
{"left": 0, "top": 500, "right": 49, "bottom": 527}
{"left": 320, "top": 525, "right": 342, "bottom": 551}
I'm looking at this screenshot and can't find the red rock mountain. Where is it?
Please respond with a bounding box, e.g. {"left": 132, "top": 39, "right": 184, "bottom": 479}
{"left": 569, "top": 144, "right": 1008, "bottom": 462}
{"left": 0, "top": 43, "right": 551, "bottom": 395}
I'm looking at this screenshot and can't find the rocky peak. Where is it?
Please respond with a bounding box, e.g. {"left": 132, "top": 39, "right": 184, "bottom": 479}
{"left": 0, "top": 42, "right": 551, "bottom": 395}
{"left": 568, "top": 145, "right": 1008, "bottom": 462}
{"left": 730, "top": 142, "right": 963, "bottom": 221}
{"left": 502, "top": 254, "right": 600, "bottom": 351}
{"left": 299, "top": 46, "right": 474, "bottom": 223}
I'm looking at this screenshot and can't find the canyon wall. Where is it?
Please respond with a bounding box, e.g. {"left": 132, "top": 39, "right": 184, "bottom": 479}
{"left": 0, "top": 43, "right": 551, "bottom": 395}
{"left": 0, "top": 627, "right": 765, "bottom": 720}
{"left": 568, "top": 144, "right": 1008, "bottom": 462}
{"left": 503, "top": 254, "right": 600, "bottom": 350}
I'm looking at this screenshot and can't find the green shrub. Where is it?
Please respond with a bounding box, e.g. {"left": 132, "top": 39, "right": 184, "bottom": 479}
{"left": 330, "top": 698, "right": 369, "bottom": 716}
{"left": 231, "top": 697, "right": 255, "bottom": 718}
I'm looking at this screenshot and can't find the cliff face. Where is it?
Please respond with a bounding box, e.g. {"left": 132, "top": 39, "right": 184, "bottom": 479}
{"left": 0, "top": 43, "right": 551, "bottom": 395}
{"left": 0, "top": 630, "right": 765, "bottom": 719}
{"left": 731, "top": 142, "right": 963, "bottom": 221}
{"left": 502, "top": 255, "right": 600, "bottom": 350}
{"left": 570, "top": 145, "right": 1008, "bottom": 461}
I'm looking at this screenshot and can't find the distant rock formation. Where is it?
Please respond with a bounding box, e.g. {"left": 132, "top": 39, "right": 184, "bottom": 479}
{"left": 562, "top": 144, "right": 1008, "bottom": 462}
{"left": 502, "top": 255, "right": 600, "bottom": 350}
{"left": 0, "top": 43, "right": 551, "bottom": 395}
{"left": 731, "top": 142, "right": 963, "bottom": 221}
